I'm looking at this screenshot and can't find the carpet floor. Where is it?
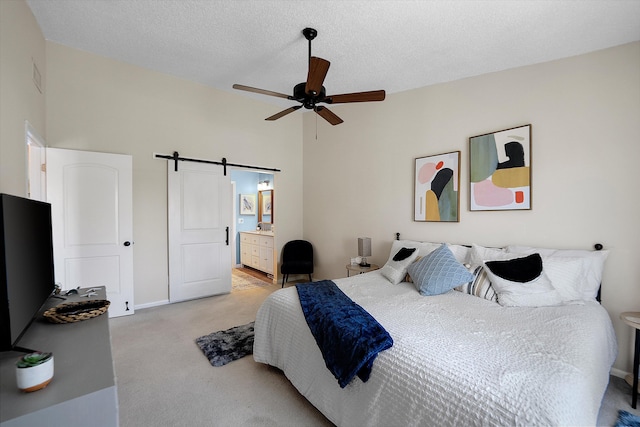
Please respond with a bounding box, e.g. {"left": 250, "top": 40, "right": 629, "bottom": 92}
{"left": 110, "top": 283, "right": 640, "bottom": 427}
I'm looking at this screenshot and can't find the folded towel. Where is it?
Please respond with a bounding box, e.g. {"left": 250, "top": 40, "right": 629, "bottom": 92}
{"left": 296, "top": 280, "right": 393, "bottom": 388}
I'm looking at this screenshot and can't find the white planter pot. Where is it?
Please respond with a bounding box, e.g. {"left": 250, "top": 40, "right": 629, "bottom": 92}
{"left": 15, "top": 355, "right": 54, "bottom": 392}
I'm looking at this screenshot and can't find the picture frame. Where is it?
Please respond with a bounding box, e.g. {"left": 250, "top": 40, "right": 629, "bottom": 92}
{"left": 469, "top": 124, "right": 531, "bottom": 211}
{"left": 262, "top": 193, "right": 272, "bottom": 215}
{"left": 258, "top": 189, "right": 273, "bottom": 223}
{"left": 240, "top": 194, "right": 256, "bottom": 215}
{"left": 414, "top": 151, "right": 461, "bottom": 222}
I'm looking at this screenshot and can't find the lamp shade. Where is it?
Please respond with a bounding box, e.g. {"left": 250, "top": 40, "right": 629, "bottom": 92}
{"left": 358, "top": 237, "right": 372, "bottom": 258}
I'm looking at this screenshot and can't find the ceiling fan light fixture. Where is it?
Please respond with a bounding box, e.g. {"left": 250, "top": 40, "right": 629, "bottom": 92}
{"left": 233, "top": 27, "right": 385, "bottom": 125}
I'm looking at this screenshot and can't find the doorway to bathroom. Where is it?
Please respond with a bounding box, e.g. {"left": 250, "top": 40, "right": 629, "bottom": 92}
{"left": 230, "top": 169, "right": 275, "bottom": 290}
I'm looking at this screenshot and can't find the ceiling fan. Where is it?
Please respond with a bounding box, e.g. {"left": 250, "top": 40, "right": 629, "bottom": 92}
{"left": 233, "top": 27, "right": 385, "bottom": 126}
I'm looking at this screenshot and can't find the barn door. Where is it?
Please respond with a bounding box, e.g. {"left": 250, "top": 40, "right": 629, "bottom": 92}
{"left": 168, "top": 161, "right": 231, "bottom": 302}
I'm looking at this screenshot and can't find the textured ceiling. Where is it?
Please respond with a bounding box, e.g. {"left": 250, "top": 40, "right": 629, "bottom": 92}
{"left": 27, "top": 0, "right": 640, "bottom": 106}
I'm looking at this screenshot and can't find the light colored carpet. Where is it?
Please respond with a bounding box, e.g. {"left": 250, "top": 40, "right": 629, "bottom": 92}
{"left": 110, "top": 284, "right": 639, "bottom": 427}
{"left": 110, "top": 282, "right": 331, "bottom": 427}
{"left": 232, "top": 268, "right": 272, "bottom": 292}
{"left": 600, "top": 376, "right": 640, "bottom": 426}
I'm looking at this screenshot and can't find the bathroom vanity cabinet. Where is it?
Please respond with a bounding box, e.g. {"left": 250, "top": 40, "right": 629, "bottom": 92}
{"left": 240, "top": 231, "right": 274, "bottom": 276}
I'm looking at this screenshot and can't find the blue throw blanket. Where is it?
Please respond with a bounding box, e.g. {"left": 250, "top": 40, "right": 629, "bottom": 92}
{"left": 296, "top": 280, "right": 393, "bottom": 388}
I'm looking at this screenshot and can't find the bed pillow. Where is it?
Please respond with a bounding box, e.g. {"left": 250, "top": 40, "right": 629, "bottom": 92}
{"left": 389, "top": 240, "right": 470, "bottom": 263}
{"left": 506, "top": 245, "right": 609, "bottom": 301}
{"left": 383, "top": 239, "right": 440, "bottom": 284}
{"left": 391, "top": 240, "right": 441, "bottom": 258}
{"left": 455, "top": 244, "right": 516, "bottom": 303}
{"left": 539, "top": 256, "right": 585, "bottom": 302}
{"left": 484, "top": 254, "right": 563, "bottom": 307}
{"left": 407, "top": 244, "right": 474, "bottom": 296}
{"left": 455, "top": 264, "right": 498, "bottom": 303}
{"left": 394, "top": 240, "right": 441, "bottom": 256}
{"left": 380, "top": 246, "right": 420, "bottom": 285}
{"left": 469, "top": 244, "right": 512, "bottom": 266}
{"left": 485, "top": 253, "right": 543, "bottom": 283}
{"left": 404, "top": 243, "right": 469, "bottom": 283}
{"left": 447, "top": 244, "right": 472, "bottom": 264}
{"left": 468, "top": 244, "right": 584, "bottom": 304}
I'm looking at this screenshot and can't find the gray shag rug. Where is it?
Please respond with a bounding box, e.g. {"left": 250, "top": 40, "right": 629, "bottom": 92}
{"left": 195, "top": 322, "right": 255, "bottom": 366}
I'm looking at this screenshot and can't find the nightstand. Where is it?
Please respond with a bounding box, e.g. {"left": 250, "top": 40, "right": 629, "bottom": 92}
{"left": 620, "top": 311, "right": 640, "bottom": 409}
{"left": 346, "top": 263, "right": 380, "bottom": 277}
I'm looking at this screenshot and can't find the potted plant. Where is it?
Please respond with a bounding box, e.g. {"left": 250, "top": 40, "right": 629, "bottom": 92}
{"left": 15, "top": 352, "right": 54, "bottom": 392}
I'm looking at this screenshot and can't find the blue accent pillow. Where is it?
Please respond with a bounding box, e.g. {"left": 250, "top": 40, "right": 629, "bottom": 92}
{"left": 407, "top": 244, "right": 474, "bottom": 296}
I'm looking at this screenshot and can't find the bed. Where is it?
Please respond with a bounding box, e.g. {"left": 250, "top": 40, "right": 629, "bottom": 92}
{"left": 253, "top": 240, "right": 617, "bottom": 427}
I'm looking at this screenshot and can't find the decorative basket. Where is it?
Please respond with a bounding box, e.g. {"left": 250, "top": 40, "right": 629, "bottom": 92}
{"left": 43, "top": 300, "right": 110, "bottom": 324}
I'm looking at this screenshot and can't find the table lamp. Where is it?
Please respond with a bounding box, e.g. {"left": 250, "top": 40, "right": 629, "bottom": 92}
{"left": 358, "top": 237, "right": 371, "bottom": 267}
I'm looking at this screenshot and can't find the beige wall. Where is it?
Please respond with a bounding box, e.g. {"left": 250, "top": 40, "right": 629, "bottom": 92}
{"left": 303, "top": 41, "right": 640, "bottom": 374}
{"left": 0, "top": 0, "right": 46, "bottom": 196}
{"left": 44, "top": 42, "right": 304, "bottom": 307}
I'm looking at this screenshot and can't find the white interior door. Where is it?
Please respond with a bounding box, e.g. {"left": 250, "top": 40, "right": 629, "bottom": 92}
{"left": 46, "top": 148, "right": 134, "bottom": 317}
{"left": 168, "top": 161, "right": 231, "bottom": 302}
{"left": 26, "top": 122, "right": 47, "bottom": 201}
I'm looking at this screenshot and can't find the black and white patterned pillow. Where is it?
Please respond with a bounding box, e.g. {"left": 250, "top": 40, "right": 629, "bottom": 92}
{"left": 484, "top": 254, "right": 563, "bottom": 307}
{"left": 455, "top": 264, "right": 498, "bottom": 303}
{"left": 380, "top": 247, "right": 420, "bottom": 285}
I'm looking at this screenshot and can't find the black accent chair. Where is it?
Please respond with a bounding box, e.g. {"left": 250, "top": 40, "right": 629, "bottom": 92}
{"left": 280, "top": 240, "right": 314, "bottom": 287}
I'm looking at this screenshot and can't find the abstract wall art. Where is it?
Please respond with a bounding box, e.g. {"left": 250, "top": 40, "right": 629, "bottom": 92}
{"left": 414, "top": 151, "right": 461, "bottom": 222}
{"left": 469, "top": 124, "right": 531, "bottom": 211}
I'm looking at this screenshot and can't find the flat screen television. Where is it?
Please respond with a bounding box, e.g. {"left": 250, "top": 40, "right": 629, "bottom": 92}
{"left": 0, "top": 193, "right": 55, "bottom": 352}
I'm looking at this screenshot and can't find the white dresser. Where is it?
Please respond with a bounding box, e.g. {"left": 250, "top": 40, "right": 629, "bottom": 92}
{"left": 240, "top": 232, "right": 274, "bottom": 275}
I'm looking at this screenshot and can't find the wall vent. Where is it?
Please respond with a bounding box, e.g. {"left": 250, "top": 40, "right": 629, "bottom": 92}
{"left": 32, "top": 60, "right": 42, "bottom": 93}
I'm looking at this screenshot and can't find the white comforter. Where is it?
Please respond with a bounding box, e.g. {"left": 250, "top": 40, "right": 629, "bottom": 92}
{"left": 254, "top": 271, "right": 617, "bottom": 427}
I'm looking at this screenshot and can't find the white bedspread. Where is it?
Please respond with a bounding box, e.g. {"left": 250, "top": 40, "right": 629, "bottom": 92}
{"left": 254, "top": 271, "right": 617, "bottom": 427}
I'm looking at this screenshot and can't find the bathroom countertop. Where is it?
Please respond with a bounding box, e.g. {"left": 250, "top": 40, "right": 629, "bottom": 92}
{"left": 241, "top": 230, "right": 274, "bottom": 236}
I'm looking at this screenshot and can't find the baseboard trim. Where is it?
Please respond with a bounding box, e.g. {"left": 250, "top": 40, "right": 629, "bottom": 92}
{"left": 135, "top": 299, "right": 169, "bottom": 311}
{"left": 611, "top": 367, "right": 629, "bottom": 379}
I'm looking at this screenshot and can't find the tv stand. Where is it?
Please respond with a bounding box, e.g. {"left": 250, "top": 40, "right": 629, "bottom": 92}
{"left": 7, "top": 346, "right": 38, "bottom": 355}
{"left": 0, "top": 287, "right": 117, "bottom": 426}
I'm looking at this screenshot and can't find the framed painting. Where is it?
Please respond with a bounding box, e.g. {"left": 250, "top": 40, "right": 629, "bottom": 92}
{"left": 240, "top": 194, "right": 256, "bottom": 215}
{"left": 469, "top": 124, "right": 531, "bottom": 211}
{"left": 263, "top": 192, "right": 272, "bottom": 215}
{"left": 414, "top": 151, "right": 461, "bottom": 222}
{"left": 258, "top": 190, "right": 273, "bottom": 223}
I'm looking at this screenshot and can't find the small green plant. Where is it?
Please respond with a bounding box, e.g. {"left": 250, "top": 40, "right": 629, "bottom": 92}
{"left": 16, "top": 352, "right": 52, "bottom": 368}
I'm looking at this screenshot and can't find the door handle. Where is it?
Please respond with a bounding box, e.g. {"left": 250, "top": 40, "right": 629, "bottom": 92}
{"left": 225, "top": 227, "right": 229, "bottom": 246}
{"left": 124, "top": 241, "right": 131, "bottom": 246}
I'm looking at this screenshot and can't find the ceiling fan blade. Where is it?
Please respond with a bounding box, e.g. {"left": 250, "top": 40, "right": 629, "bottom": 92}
{"left": 233, "top": 84, "right": 291, "bottom": 100}
{"left": 324, "top": 90, "right": 386, "bottom": 104}
{"left": 265, "top": 105, "right": 302, "bottom": 121}
{"left": 305, "top": 57, "right": 330, "bottom": 96}
{"left": 315, "top": 106, "right": 343, "bottom": 125}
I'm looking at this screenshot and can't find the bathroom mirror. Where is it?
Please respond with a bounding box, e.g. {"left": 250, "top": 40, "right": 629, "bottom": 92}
{"left": 258, "top": 190, "right": 273, "bottom": 224}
